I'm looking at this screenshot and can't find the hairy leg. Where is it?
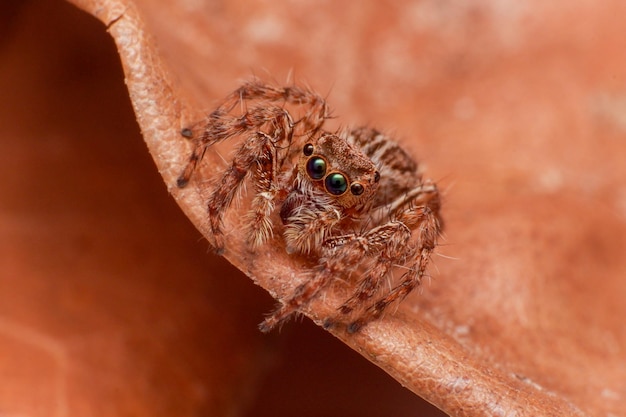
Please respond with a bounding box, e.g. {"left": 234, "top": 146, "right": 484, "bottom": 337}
{"left": 348, "top": 204, "right": 441, "bottom": 333}
{"left": 258, "top": 236, "right": 369, "bottom": 332}
{"left": 206, "top": 105, "right": 294, "bottom": 251}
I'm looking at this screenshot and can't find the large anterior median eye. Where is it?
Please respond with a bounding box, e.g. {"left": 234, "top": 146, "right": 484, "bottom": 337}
{"left": 325, "top": 173, "right": 348, "bottom": 195}
{"left": 306, "top": 157, "right": 327, "bottom": 180}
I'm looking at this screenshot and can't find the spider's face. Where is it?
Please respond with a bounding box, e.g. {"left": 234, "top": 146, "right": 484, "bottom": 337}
{"left": 298, "top": 133, "right": 380, "bottom": 210}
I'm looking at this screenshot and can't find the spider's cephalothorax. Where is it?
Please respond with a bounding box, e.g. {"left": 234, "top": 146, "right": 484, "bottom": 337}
{"left": 280, "top": 133, "right": 382, "bottom": 256}
{"left": 177, "top": 80, "right": 442, "bottom": 333}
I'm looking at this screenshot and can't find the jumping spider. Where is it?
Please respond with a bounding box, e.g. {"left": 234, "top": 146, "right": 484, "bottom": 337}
{"left": 177, "top": 80, "right": 442, "bottom": 333}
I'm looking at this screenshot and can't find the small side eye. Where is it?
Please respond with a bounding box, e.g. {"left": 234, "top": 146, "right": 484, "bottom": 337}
{"left": 303, "top": 143, "right": 314, "bottom": 156}
{"left": 325, "top": 173, "right": 348, "bottom": 195}
{"left": 306, "top": 157, "right": 327, "bottom": 180}
{"left": 374, "top": 171, "right": 380, "bottom": 183}
{"left": 350, "top": 183, "right": 364, "bottom": 195}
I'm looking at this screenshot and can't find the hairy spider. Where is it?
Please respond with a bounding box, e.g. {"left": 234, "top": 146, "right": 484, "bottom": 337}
{"left": 177, "top": 80, "right": 442, "bottom": 333}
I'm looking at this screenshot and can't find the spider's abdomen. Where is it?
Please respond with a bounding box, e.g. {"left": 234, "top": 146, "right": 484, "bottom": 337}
{"left": 346, "top": 127, "right": 422, "bottom": 209}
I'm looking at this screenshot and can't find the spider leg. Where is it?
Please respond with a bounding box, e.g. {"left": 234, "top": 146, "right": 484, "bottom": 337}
{"left": 176, "top": 96, "right": 299, "bottom": 187}
{"left": 177, "top": 141, "right": 208, "bottom": 188}
{"left": 317, "top": 222, "right": 411, "bottom": 330}
{"left": 320, "top": 181, "right": 440, "bottom": 325}
{"left": 244, "top": 141, "right": 292, "bottom": 248}
{"left": 207, "top": 107, "right": 294, "bottom": 251}
{"left": 222, "top": 80, "right": 330, "bottom": 135}
{"left": 337, "top": 259, "right": 391, "bottom": 316}
{"left": 258, "top": 267, "right": 328, "bottom": 333}
{"left": 176, "top": 110, "right": 254, "bottom": 187}
{"left": 206, "top": 131, "right": 270, "bottom": 251}
{"left": 348, "top": 203, "right": 440, "bottom": 333}
{"left": 258, "top": 236, "right": 368, "bottom": 333}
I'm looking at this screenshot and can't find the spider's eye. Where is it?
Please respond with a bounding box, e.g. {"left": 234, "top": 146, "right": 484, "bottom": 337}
{"left": 306, "top": 157, "right": 327, "bottom": 180}
{"left": 350, "top": 183, "right": 364, "bottom": 195}
{"left": 325, "top": 173, "right": 348, "bottom": 195}
{"left": 374, "top": 171, "right": 381, "bottom": 183}
{"left": 303, "top": 143, "right": 314, "bottom": 156}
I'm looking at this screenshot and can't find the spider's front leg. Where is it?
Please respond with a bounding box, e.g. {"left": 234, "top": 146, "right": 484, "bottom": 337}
{"left": 177, "top": 104, "right": 294, "bottom": 188}
{"left": 243, "top": 137, "right": 292, "bottom": 249}
{"left": 223, "top": 81, "right": 330, "bottom": 135}
{"left": 205, "top": 108, "right": 294, "bottom": 252}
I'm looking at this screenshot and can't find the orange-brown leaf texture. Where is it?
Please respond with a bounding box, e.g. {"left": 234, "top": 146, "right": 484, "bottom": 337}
{"left": 2, "top": 0, "right": 626, "bottom": 416}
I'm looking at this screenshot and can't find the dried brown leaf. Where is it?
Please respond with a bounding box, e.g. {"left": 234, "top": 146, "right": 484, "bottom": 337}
{"left": 65, "top": 0, "right": 626, "bottom": 416}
